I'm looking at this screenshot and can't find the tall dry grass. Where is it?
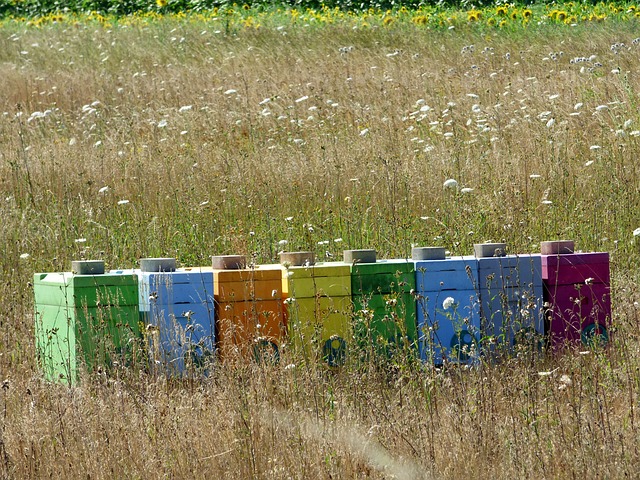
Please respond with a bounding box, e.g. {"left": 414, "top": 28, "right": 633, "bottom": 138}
{"left": 1, "top": 18, "right": 640, "bottom": 478}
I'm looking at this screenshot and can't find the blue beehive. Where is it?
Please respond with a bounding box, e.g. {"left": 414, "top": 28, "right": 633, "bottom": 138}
{"left": 474, "top": 243, "right": 544, "bottom": 352}
{"left": 115, "top": 258, "right": 215, "bottom": 374}
{"left": 412, "top": 247, "right": 480, "bottom": 365}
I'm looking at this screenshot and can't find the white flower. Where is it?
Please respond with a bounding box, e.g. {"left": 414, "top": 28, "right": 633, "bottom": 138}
{"left": 74, "top": 238, "right": 87, "bottom": 243}
{"left": 117, "top": 199, "right": 130, "bottom": 205}
{"left": 530, "top": 174, "right": 541, "bottom": 179}
{"left": 334, "top": 238, "right": 343, "bottom": 243}
{"left": 542, "top": 200, "right": 553, "bottom": 205}
{"left": 19, "top": 253, "right": 30, "bottom": 260}
{"left": 278, "top": 240, "right": 288, "bottom": 246}
{"left": 590, "top": 145, "right": 601, "bottom": 150}
{"left": 443, "top": 178, "right": 458, "bottom": 189}
{"left": 442, "top": 297, "right": 455, "bottom": 310}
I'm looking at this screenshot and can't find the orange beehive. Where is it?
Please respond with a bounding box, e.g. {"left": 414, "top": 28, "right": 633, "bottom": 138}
{"left": 211, "top": 256, "right": 286, "bottom": 363}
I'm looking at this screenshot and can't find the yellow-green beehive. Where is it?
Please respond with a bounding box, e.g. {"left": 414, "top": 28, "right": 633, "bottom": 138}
{"left": 280, "top": 252, "right": 352, "bottom": 366}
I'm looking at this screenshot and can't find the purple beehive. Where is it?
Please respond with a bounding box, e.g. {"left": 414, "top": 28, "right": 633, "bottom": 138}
{"left": 541, "top": 241, "right": 612, "bottom": 349}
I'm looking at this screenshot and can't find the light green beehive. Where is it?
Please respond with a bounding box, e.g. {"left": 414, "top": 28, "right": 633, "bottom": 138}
{"left": 33, "top": 261, "right": 140, "bottom": 384}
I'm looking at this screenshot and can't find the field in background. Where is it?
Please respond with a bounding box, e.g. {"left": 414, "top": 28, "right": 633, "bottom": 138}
{"left": 2, "top": 11, "right": 640, "bottom": 478}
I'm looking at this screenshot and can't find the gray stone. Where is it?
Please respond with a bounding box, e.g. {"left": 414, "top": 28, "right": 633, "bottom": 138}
{"left": 212, "top": 255, "right": 247, "bottom": 270}
{"left": 411, "top": 247, "right": 446, "bottom": 261}
{"left": 139, "top": 258, "right": 177, "bottom": 272}
{"left": 540, "top": 240, "right": 575, "bottom": 255}
{"left": 279, "top": 251, "right": 315, "bottom": 266}
{"left": 474, "top": 243, "right": 507, "bottom": 258}
{"left": 343, "top": 249, "right": 377, "bottom": 264}
{"left": 71, "top": 260, "right": 105, "bottom": 275}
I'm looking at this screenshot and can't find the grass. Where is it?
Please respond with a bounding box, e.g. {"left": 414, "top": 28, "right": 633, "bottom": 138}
{"left": 2, "top": 11, "right": 640, "bottom": 478}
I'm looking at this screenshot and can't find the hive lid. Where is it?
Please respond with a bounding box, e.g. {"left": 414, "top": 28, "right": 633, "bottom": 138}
{"left": 411, "top": 247, "right": 446, "bottom": 261}
{"left": 540, "top": 240, "right": 575, "bottom": 255}
{"left": 212, "top": 255, "right": 247, "bottom": 270}
{"left": 343, "top": 249, "right": 377, "bottom": 264}
{"left": 71, "top": 260, "right": 105, "bottom": 275}
{"left": 474, "top": 243, "right": 507, "bottom": 258}
{"left": 280, "top": 251, "right": 315, "bottom": 266}
{"left": 139, "top": 258, "right": 177, "bottom": 272}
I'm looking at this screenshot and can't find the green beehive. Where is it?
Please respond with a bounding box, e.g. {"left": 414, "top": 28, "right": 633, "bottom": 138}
{"left": 33, "top": 260, "right": 141, "bottom": 384}
{"left": 345, "top": 250, "right": 417, "bottom": 358}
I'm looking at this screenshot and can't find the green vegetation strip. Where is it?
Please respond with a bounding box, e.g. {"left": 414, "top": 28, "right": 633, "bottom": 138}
{"left": 0, "top": 2, "right": 639, "bottom": 30}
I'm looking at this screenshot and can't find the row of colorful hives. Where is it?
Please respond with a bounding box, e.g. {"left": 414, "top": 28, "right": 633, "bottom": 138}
{"left": 33, "top": 241, "right": 612, "bottom": 383}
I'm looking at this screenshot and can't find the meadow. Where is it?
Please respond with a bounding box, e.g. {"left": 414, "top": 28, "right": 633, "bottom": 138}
{"left": 2, "top": 4, "right": 640, "bottom": 478}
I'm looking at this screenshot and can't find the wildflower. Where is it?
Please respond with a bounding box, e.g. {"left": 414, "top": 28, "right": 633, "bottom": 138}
{"left": 156, "top": 0, "right": 167, "bottom": 7}
{"left": 443, "top": 178, "right": 458, "bottom": 189}
{"left": 413, "top": 15, "right": 429, "bottom": 26}
{"left": 442, "top": 297, "right": 456, "bottom": 310}
{"left": 467, "top": 10, "right": 482, "bottom": 22}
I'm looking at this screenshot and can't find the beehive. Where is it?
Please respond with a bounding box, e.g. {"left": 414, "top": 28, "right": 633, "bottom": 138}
{"left": 212, "top": 257, "right": 285, "bottom": 363}
{"left": 33, "top": 260, "right": 140, "bottom": 384}
{"left": 475, "top": 243, "right": 544, "bottom": 351}
{"left": 413, "top": 247, "right": 481, "bottom": 365}
{"left": 280, "top": 252, "right": 352, "bottom": 366}
{"left": 541, "top": 241, "right": 611, "bottom": 348}
{"left": 135, "top": 258, "right": 215, "bottom": 374}
{"left": 346, "top": 250, "right": 417, "bottom": 358}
